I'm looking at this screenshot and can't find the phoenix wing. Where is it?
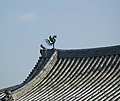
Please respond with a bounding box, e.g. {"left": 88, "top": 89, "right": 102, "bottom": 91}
{"left": 45, "top": 39, "right": 52, "bottom": 46}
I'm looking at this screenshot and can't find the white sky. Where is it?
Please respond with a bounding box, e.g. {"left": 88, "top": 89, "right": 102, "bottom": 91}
{"left": 0, "top": 0, "right": 120, "bottom": 88}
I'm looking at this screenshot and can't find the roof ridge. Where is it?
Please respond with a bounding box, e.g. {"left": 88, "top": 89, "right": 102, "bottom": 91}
{"left": 22, "top": 57, "right": 43, "bottom": 84}
{"left": 40, "top": 45, "right": 120, "bottom": 58}
{"left": 21, "top": 49, "right": 56, "bottom": 85}
{"left": 55, "top": 45, "right": 120, "bottom": 58}
{"left": 12, "top": 50, "right": 58, "bottom": 98}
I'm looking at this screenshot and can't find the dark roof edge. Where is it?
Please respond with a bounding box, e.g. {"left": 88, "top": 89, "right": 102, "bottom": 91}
{"left": 0, "top": 84, "right": 21, "bottom": 92}
{"left": 43, "top": 45, "right": 120, "bottom": 58}
{"left": 58, "top": 45, "right": 120, "bottom": 58}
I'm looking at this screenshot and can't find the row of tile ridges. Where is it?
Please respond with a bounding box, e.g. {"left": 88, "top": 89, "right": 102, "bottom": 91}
{"left": 0, "top": 92, "right": 5, "bottom": 99}
{"left": 15, "top": 54, "right": 120, "bottom": 101}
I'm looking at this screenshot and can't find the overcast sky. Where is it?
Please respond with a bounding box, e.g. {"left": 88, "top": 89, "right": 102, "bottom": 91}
{"left": 0, "top": 0, "right": 120, "bottom": 88}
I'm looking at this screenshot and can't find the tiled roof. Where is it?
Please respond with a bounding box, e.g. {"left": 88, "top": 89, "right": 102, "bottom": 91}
{"left": 0, "top": 92, "right": 5, "bottom": 99}
{"left": 1, "top": 45, "right": 120, "bottom": 101}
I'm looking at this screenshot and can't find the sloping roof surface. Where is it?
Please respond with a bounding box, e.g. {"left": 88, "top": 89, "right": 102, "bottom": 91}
{"left": 1, "top": 45, "right": 120, "bottom": 101}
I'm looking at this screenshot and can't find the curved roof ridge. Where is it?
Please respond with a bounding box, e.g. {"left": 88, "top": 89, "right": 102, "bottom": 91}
{"left": 22, "top": 57, "right": 44, "bottom": 84}
{"left": 12, "top": 50, "right": 58, "bottom": 99}
{"left": 22, "top": 49, "right": 57, "bottom": 84}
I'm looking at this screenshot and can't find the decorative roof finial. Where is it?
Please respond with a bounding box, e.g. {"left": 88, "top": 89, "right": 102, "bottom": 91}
{"left": 45, "top": 35, "right": 57, "bottom": 49}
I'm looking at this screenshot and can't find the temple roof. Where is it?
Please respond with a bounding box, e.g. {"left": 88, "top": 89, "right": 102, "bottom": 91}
{"left": 0, "top": 45, "right": 120, "bottom": 100}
